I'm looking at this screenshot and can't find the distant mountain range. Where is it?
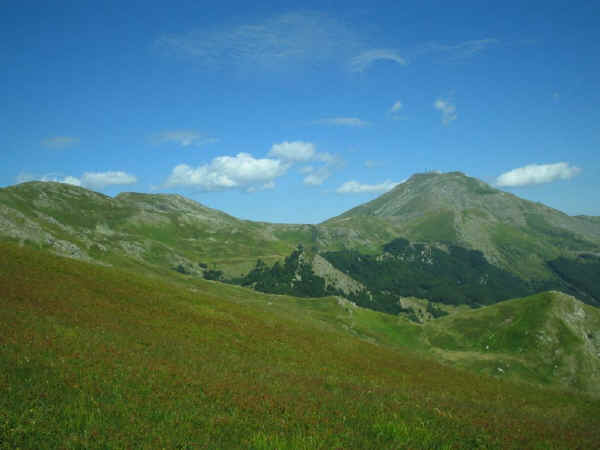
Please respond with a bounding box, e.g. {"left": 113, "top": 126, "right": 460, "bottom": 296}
{"left": 1, "top": 171, "right": 599, "bottom": 309}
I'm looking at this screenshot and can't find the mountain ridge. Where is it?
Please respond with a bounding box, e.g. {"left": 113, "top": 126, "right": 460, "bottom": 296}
{"left": 1, "top": 173, "right": 599, "bottom": 307}
{"left": 319, "top": 171, "right": 600, "bottom": 280}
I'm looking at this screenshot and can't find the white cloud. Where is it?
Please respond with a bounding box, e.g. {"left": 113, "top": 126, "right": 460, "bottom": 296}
{"left": 164, "top": 140, "right": 343, "bottom": 192}
{"left": 496, "top": 162, "right": 581, "bottom": 187}
{"left": 350, "top": 49, "right": 407, "bottom": 72}
{"left": 156, "top": 12, "right": 362, "bottom": 71}
{"left": 165, "top": 152, "right": 288, "bottom": 191}
{"left": 434, "top": 98, "right": 457, "bottom": 125}
{"left": 336, "top": 180, "right": 401, "bottom": 194}
{"left": 155, "top": 130, "right": 219, "bottom": 147}
{"left": 390, "top": 101, "right": 403, "bottom": 113}
{"left": 16, "top": 171, "right": 137, "bottom": 189}
{"left": 313, "top": 117, "right": 369, "bottom": 127}
{"left": 268, "top": 141, "right": 315, "bottom": 162}
{"left": 41, "top": 136, "right": 80, "bottom": 149}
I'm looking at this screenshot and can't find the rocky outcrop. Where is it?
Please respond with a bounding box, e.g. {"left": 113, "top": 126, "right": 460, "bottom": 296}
{"left": 311, "top": 254, "right": 365, "bottom": 296}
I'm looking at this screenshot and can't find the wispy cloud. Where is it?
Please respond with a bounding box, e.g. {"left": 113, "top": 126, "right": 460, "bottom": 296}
{"left": 303, "top": 166, "right": 332, "bottom": 186}
{"left": 315, "top": 152, "right": 343, "bottom": 166}
{"left": 388, "top": 100, "right": 407, "bottom": 120}
{"left": 17, "top": 171, "right": 137, "bottom": 189}
{"left": 156, "top": 12, "right": 362, "bottom": 71}
{"left": 364, "top": 160, "right": 381, "bottom": 168}
{"left": 157, "top": 11, "right": 494, "bottom": 76}
{"left": 313, "top": 117, "right": 369, "bottom": 127}
{"left": 350, "top": 49, "right": 407, "bottom": 72}
{"left": 496, "top": 162, "right": 581, "bottom": 187}
{"left": 418, "top": 38, "right": 498, "bottom": 60}
{"left": 434, "top": 98, "right": 457, "bottom": 125}
{"left": 41, "top": 136, "right": 80, "bottom": 149}
{"left": 268, "top": 141, "right": 316, "bottom": 162}
{"left": 336, "top": 179, "right": 401, "bottom": 194}
{"left": 390, "top": 101, "right": 403, "bottom": 113}
{"left": 17, "top": 172, "right": 82, "bottom": 186}
{"left": 299, "top": 165, "right": 314, "bottom": 174}
{"left": 155, "top": 130, "right": 219, "bottom": 147}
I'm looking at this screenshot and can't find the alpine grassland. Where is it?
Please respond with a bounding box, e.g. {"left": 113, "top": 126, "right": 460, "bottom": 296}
{"left": 1, "top": 242, "right": 600, "bottom": 448}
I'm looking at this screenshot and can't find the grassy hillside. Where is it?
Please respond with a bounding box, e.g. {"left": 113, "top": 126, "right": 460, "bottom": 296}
{"left": 425, "top": 291, "right": 600, "bottom": 395}
{"left": 0, "top": 181, "right": 306, "bottom": 277}
{"left": 1, "top": 242, "right": 600, "bottom": 448}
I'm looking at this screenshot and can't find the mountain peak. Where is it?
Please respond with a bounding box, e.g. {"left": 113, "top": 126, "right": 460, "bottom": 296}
{"left": 335, "top": 171, "right": 500, "bottom": 222}
{"left": 404, "top": 170, "right": 481, "bottom": 186}
{"left": 322, "top": 171, "right": 600, "bottom": 280}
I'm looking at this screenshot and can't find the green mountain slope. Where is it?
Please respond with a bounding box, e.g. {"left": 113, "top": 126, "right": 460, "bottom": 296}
{"left": 231, "top": 244, "right": 600, "bottom": 394}
{"left": 0, "top": 181, "right": 308, "bottom": 277}
{"left": 320, "top": 172, "right": 600, "bottom": 280}
{"left": 424, "top": 291, "right": 600, "bottom": 395}
{"left": 321, "top": 238, "right": 535, "bottom": 308}
{"left": 2, "top": 176, "right": 599, "bottom": 309}
{"left": 2, "top": 242, "right": 600, "bottom": 448}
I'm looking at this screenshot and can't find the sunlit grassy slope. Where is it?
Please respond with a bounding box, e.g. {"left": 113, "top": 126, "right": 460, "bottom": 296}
{"left": 424, "top": 291, "right": 600, "bottom": 395}
{"left": 1, "top": 242, "right": 599, "bottom": 448}
{"left": 0, "top": 181, "right": 308, "bottom": 277}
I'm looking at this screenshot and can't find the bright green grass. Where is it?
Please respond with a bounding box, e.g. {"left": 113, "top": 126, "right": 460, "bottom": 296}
{"left": 406, "top": 210, "right": 458, "bottom": 244}
{"left": 424, "top": 292, "right": 600, "bottom": 394}
{"left": 1, "top": 243, "right": 600, "bottom": 448}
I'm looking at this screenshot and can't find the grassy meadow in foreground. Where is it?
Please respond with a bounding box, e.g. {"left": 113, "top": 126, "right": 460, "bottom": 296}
{"left": 1, "top": 242, "right": 599, "bottom": 448}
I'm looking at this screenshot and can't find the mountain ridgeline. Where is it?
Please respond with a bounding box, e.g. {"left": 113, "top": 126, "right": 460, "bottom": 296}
{"left": 1, "top": 171, "right": 599, "bottom": 313}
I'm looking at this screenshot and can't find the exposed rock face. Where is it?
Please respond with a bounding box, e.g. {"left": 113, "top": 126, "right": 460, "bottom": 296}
{"left": 311, "top": 254, "right": 365, "bottom": 296}
{"left": 548, "top": 291, "right": 600, "bottom": 389}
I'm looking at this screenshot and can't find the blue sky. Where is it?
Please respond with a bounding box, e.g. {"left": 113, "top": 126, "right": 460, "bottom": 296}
{"left": 2, "top": 1, "right": 599, "bottom": 223}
